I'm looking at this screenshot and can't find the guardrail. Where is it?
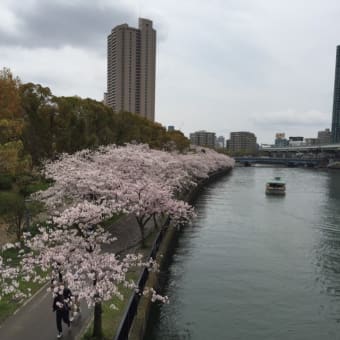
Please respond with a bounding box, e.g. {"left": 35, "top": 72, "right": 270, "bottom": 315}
{"left": 114, "top": 220, "right": 169, "bottom": 340}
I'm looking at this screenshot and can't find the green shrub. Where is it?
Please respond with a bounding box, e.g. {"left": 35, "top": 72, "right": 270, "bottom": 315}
{"left": 0, "top": 175, "right": 13, "bottom": 190}
{"left": 19, "top": 181, "right": 50, "bottom": 197}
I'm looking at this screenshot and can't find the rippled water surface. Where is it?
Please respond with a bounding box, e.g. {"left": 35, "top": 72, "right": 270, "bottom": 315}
{"left": 145, "top": 167, "right": 340, "bottom": 340}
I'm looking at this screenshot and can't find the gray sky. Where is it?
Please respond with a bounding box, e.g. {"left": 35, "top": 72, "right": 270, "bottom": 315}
{"left": 1, "top": 0, "right": 339, "bottom": 144}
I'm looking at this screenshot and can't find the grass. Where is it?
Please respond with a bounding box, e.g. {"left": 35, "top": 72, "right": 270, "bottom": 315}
{"left": 0, "top": 174, "right": 50, "bottom": 324}
{"left": 0, "top": 262, "right": 49, "bottom": 324}
{"left": 83, "top": 271, "right": 140, "bottom": 340}
{"left": 21, "top": 181, "right": 50, "bottom": 196}
{"left": 0, "top": 275, "right": 47, "bottom": 324}
{"left": 82, "top": 229, "right": 158, "bottom": 340}
{"left": 0, "top": 235, "right": 49, "bottom": 324}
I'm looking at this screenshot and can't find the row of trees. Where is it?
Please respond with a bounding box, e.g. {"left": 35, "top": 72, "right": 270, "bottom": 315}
{"left": 0, "top": 68, "right": 190, "bottom": 178}
{"left": 0, "top": 69, "right": 30, "bottom": 176}
{"left": 1, "top": 144, "right": 234, "bottom": 338}
{"left": 0, "top": 68, "right": 189, "bottom": 242}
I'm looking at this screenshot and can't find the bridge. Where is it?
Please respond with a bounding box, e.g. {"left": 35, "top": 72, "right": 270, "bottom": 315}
{"left": 234, "top": 157, "right": 324, "bottom": 167}
{"left": 260, "top": 143, "right": 340, "bottom": 153}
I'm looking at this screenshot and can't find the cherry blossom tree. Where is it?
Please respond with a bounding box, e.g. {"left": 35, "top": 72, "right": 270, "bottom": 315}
{"left": 0, "top": 144, "right": 233, "bottom": 337}
{"left": 0, "top": 245, "right": 25, "bottom": 301}
{"left": 121, "top": 180, "right": 195, "bottom": 246}
{"left": 34, "top": 144, "right": 233, "bottom": 243}
{"left": 3, "top": 218, "right": 163, "bottom": 338}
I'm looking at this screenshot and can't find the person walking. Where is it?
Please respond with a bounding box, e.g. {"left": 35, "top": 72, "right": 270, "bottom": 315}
{"left": 72, "top": 290, "right": 81, "bottom": 318}
{"left": 53, "top": 288, "right": 71, "bottom": 338}
{"left": 63, "top": 283, "right": 74, "bottom": 322}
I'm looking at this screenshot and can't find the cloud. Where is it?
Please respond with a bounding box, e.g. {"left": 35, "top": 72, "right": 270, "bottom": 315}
{"left": 250, "top": 109, "right": 331, "bottom": 142}
{"left": 0, "top": 46, "right": 106, "bottom": 99}
{"left": 251, "top": 109, "right": 330, "bottom": 127}
{"left": 0, "top": 0, "right": 339, "bottom": 144}
{"left": 0, "top": 0, "right": 135, "bottom": 51}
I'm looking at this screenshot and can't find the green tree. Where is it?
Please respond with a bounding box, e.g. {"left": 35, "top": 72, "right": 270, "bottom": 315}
{"left": 0, "top": 140, "right": 31, "bottom": 176}
{"left": 166, "top": 130, "right": 190, "bottom": 152}
{"left": 0, "top": 68, "right": 23, "bottom": 144}
{"left": 0, "top": 192, "right": 25, "bottom": 242}
{"left": 20, "top": 83, "right": 56, "bottom": 163}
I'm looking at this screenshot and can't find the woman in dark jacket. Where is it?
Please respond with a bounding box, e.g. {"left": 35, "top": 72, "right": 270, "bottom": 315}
{"left": 53, "top": 290, "right": 70, "bottom": 339}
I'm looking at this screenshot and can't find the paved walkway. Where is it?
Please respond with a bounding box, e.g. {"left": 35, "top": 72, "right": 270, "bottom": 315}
{"left": 0, "top": 215, "right": 153, "bottom": 340}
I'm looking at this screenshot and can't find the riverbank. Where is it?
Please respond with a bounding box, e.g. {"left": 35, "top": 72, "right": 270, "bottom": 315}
{"left": 127, "top": 167, "right": 233, "bottom": 340}
{"left": 80, "top": 167, "right": 233, "bottom": 340}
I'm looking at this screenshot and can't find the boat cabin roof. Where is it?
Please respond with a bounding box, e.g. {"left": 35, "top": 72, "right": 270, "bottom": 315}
{"left": 267, "top": 177, "right": 286, "bottom": 185}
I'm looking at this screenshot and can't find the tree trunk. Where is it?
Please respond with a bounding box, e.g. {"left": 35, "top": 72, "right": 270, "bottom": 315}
{"left": 93, "top": 301, "right": 103, "bottom": 339}
{"left": 135, "top": 217, "right": 146, "bottom": 247}
{"left": 136, "top": 215, "right": 152, "bottom": 247}
{"left": 152, "top": 214, "right": 159, "bottom": 230}
{"left": 139, "top": 222, "right": 145, "bottom": 247}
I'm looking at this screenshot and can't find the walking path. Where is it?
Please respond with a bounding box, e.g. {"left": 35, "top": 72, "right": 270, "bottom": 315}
{"left": 0, "top": 215, "right": 153, "bottom": 340}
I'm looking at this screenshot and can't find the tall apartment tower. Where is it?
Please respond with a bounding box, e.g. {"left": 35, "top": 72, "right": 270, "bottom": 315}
{"left": 331, "top": 45, "right": 340, "bottom": 143}
{"left": 189, "top": 130, "right": 216, "bottom": 148}
{"left": 228, "top": 131, "right": 257, "bottom": 154}
{"left": 106, "top": 18, "right": 156, "bottom": 121}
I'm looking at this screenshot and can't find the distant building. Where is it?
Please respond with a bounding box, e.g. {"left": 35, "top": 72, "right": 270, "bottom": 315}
{"left": 275, "top": 132, "right": 289, "bottom": 147}
{"left": 106, "top": 18, "right": 156, "bottom": 121}
{"left": 304, "top": 138, "right": 319, "bottom": 146}
{"left": 190, "top": 130, "right": 216, "bottom": 148}
{"left": 216, "top": 136, "right": 225, "bottom": 148}
{"left": 318, "top": 128, "right": 331, "bottom": 145}
{"left": 260, "top": 144, "right": 274, "bottom": 149}
{"left": 275, "top": 133, "right": 285, "bottom": 139}
{"left": 228, "top": 131, "right": 257, "bottom": 153}
{"left": 288, "top": 136, "right": 304, "bottom": 147}
{"left": 331, "top": 45, "right": 340, "bottom": 143}
{"left": 167, "top": 125, "right": 175, "bottom": 132}
{"left": 275, "top": 139, "right": 289, "bottom": 147}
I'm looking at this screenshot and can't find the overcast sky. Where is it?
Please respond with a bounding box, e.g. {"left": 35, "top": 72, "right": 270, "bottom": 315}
{"left": 1, "top": 0, "right": 339, "bottom": 144}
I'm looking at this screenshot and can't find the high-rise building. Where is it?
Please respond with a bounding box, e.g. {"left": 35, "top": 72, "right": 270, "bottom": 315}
{"left": 275, "top": 133, "right": 289, "bottom": 147}
{"left": 106, "top": 18, "right": 156, "bottom": 121}
{"left": 189, "top": 130, "right": 216, "bottom": 148}
{"left": 318, "top": 128, "right": 331, "bottom": 145}
{"left": 228, "top": 131, "right": 257, "bottom": 153}
{"left": 331, "top": 45, "right": 340, "bottom": 143}
{"left": 216, "top": 136, "right": 225, "bottom": 148}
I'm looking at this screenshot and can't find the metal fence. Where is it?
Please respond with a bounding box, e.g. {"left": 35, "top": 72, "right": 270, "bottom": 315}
{"left": 114, "top": 223, "right": 168, "bottom": 340}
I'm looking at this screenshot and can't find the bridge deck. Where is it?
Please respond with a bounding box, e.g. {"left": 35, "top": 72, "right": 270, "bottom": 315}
{"left": 234, "top": 157, "right": 322, "bottom": 165}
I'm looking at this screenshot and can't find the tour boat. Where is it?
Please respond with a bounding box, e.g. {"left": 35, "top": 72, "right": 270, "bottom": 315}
{"left": 265, "top": 177, "right": 286, "bottom": 195}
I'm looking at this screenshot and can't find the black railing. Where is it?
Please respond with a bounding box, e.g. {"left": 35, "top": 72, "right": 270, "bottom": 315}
{"left": 114, "top": 224, "right": 168, "bottom": 340}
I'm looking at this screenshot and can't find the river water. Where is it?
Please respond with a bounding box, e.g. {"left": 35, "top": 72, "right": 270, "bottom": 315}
{"left": 145, "top": 167, "right": 340, "bottom": 340}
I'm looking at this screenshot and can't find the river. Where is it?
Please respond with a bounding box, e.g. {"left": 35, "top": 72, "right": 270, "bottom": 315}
{"left": 144, "top": 167, "right": 340, "bottom": 340}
